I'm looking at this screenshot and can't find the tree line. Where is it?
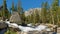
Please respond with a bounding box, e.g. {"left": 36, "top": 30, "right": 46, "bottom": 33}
{"left": 25, "top": 0, "right": 60, "bottom": 26}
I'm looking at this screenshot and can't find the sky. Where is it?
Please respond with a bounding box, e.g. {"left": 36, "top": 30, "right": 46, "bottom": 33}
{"left": 0, "top": 0, "right": 57, "bottom": 11}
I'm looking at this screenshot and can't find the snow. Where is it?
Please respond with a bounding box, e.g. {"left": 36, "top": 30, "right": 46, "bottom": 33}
{"left": 5, "top": 21, "right": 10, "bottom": 25}
{"left": 35, "top": 25, "right": 47, "bottom": 31}
{"left": 5, "top": 21, "right": 51, "bottom": 32}
{"left": 45, "top": 28, "right": 51, "bottom": 31}
{"left": 18, "top": 25, "right": 50, "bottom": 32}
{"left": 9, "top": 23, "right": 19, "bottom": 28}
{"left": 37, "top": 25, "right": 47, "bottom": 28}
{"left": 27, "top": 23, "right": 32, "bottom": 27}
{"left": 18, "top": 26, "right": 34, "bottom": 32}
{"left": 5, "top": 21, "right": 18, "bottom": 28}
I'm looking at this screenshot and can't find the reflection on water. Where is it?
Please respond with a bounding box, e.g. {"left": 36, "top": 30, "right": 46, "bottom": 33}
{"left": 0, "top": 29, "right": 7, "bottom": 34}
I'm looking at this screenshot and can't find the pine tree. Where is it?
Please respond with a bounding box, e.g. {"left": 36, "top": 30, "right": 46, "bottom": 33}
{"left": 41, "top": 2, "right": 48, "bottom": 23}
{"left": 31, "top": 9, "right": 39, "bottom": 24}
{"left": 12, "top": 0, "right": 15, "bottom": 11}
{"left": 3, "top": 0, "right": 6, "bottom": 17}
{"left": 50, "top": 7, "right": 54, "bottom": 24}
{"left": 52, "top": 0, "right": 59, "bottom": 25}
{"left": 33, "top": 10, "right": 36, "bottom": 24}
{"left": 17, "top": 0, "right": 22, "bottom": 14}
{"left": 3, "top": 0, "right": 10, "bottom": 19}
{"left": 57, "top": 7, "right": 60, "bottom": 26}
{"left": 17, "top": 0, "right": 25, "bottom": 23}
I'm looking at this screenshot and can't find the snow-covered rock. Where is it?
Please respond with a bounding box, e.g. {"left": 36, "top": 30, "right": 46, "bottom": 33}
{"left": 5, "top": 21, "right": 10, "bottom": 25}
{"left": 5, "top": 20, "right": 19, "bottom": 28}
{"left": 25, "top": 8, "right": 41, "bottom": 16}
{"left": 45, "top": 28, "right": 51, "bottom": 31}
{"left": 34, "top": 25, "right": 47, "bottom": 31}
{"left": 9, "top": 23, "right": 19, "bottom": 28}
{"left": 27, "top": 23, "right": 32, "bottom": 27}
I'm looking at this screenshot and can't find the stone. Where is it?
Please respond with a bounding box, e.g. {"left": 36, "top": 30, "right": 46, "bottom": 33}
{"left": 10, "top": 12, "right": 21, "bottom": 24}
{"left": 0, "top": 22, "right": 8, "bottom": 29}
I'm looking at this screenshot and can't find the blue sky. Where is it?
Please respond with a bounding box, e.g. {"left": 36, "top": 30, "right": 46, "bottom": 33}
{"left": 0, "top": 0, "right": 56, "bottom": 11}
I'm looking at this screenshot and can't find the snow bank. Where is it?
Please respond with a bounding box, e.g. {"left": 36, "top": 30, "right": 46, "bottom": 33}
{"left": 34, "top": 25, "right": 47, "bottom": 31}
{"left": 9, "top": 23, "right": 19, "bottom": 28}
{"left": 5, "top": 21, "right": 18, "bottom": 28}
{"left": 18, "top": 26, "right": 35, "bottom": 32}
{"left": 18, "top": 25, "right": 50, "bottom": 32}
{"left": 5, "top": 21, "right": 10, "bottom": 25}
{"left": 27, "top": 23, "right": 32, "bottom": 27}
{"left": 5, "top": 21, "right": 51, "bottom": 32}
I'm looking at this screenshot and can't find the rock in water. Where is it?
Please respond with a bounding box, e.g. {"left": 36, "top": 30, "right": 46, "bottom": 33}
{"left": 10, "top": 12, "right": 21, "bottom": 24}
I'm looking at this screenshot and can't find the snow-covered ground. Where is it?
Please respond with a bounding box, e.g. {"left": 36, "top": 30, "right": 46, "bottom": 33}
{"left": 5, "top": 21, "right": 51, "bottom": 32}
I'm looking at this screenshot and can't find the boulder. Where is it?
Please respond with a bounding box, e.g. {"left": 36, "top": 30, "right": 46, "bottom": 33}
{"left": 0, "top": 22, "right": 8, "bottom": 29}
{"left": 10, "top": 12, "right": 21, "bottom": 24}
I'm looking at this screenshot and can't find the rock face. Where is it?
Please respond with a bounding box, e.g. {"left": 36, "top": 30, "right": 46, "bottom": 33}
{"left": 25, "top": 8, "right": 41, "bottom": 16}
{"left": 10, "top": 12, "right": 21, "bottom": 24}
